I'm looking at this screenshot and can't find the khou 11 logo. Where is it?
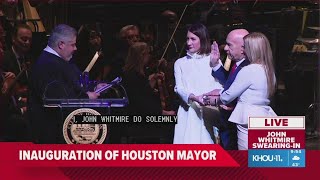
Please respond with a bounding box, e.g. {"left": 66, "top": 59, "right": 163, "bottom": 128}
{"left": 248, "top": 116, "right": 305, "bottom": 168}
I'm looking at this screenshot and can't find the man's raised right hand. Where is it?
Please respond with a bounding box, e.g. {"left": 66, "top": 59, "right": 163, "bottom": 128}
{"left": 210, "top": 41, "right": 220, "bottom": 67}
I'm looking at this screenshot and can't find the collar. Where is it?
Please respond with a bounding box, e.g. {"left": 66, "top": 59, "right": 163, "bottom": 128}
{"left": 235, "top": 58, "right": 246, "bottom": 67}
{"left": 186, "top": 51, "right": 206, "bottom": 59}
{"left": 44, "top": 45, "right": 61, "bottom": 58}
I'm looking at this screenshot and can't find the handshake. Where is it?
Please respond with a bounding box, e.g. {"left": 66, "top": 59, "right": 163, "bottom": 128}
{"left": 189, "top": 89, "right": 234, "bottom": 111}
{"left": 202, "top": 94, "right": 219, "bottom": 106}
{"left": 201, "top": 89, "right": 221, "bottom": 106}
{"left": 189, "top": 89, "right": 220, "bottom": 106}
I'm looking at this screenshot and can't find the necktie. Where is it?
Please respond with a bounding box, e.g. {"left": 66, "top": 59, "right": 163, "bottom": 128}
{"left": 17, "top": 57, "right": 29, "bottom": 78}
{"left": 18, "top": 57, "right": 24, "bottom": 63}
{"left": 230, "top": 63, "right": 237, "bottom": 76}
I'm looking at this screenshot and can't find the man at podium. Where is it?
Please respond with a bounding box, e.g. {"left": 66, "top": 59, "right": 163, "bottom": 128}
{"left": 28, "top": 24, "right": 101, "bottom": 143}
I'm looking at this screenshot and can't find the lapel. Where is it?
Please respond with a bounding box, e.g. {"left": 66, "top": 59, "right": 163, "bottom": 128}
{"left": 238, "top": 59, "right": 250, "bottom": 68}
{"left": 224, "top": 59, "right": 250, "bottom": 91}
{"left": 9, "top": 49, "right": 21, "bottom": 75}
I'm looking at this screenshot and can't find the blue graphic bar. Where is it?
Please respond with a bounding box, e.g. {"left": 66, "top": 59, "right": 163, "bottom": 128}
{"left": 248, "top": 149, "right": 305, "bottom": 167}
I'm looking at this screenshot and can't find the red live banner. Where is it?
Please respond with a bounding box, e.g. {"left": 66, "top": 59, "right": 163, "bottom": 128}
{"left": 0, "top": 143, "right": 239, "bottom": 167}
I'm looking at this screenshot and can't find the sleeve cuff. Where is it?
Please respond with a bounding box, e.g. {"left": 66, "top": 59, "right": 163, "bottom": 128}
{"left": 187, "top": 93, "right": 194, "bottom": 106}
{"left": 212, "top": 60, "right": 223, "bottom": 72}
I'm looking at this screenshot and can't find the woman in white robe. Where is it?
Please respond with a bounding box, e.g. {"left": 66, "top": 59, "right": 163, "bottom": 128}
{"left": 173, "top": 23, "right": 222, "bottom": 144}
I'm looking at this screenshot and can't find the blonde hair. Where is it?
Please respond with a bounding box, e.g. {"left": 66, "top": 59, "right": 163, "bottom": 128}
{"left": 123, "top": 42, "right": 149, "bottom": 74}
{"left": 243, "top": 32, "right": 276, "bottom": 97}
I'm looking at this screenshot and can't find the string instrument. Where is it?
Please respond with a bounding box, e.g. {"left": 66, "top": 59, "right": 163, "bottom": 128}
{"left": 156, "top": 60, "right": 170, "bottom": 110}
{"left": 0, "top": 63, "right": 29, "bottom": 118}
{"left": 21, "top": 0, "right": 45, "bottom": 32}
{"left": 156, "top": 2, "right": 199, "bottom": 110}
{"left": 1, "top": 63, "right": 29, "bottom": 97}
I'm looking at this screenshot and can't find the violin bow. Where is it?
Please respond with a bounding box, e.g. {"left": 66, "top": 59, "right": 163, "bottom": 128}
{"left": 160, "top": 0, "right": 199, "bottom": 60}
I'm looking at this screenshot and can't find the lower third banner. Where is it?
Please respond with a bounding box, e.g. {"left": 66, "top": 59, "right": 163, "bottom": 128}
{"left": 0, "top": 143, "right": 239, "bottom": 167}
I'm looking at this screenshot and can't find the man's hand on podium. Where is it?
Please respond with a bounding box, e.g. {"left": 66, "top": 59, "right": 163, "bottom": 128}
{"left": 87, "top": 91, "right": 100, "bottom": 99}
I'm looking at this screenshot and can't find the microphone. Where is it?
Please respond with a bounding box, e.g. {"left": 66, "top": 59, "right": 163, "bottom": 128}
{"left": 94, "top": 77, "right": 122, "bottom": 94}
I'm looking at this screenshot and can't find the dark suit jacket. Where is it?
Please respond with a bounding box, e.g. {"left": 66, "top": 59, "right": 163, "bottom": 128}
{"left": 212, "top": 59, "right": 250, "bottom": 106}
{"left": 123, "top": 70, "right": 162, "bottom": 115}
{"left": 28, "top": 51, "right": 88, "bottom": 143}
{"left": 2, "top": 48, "right": 31, "bottom": 86}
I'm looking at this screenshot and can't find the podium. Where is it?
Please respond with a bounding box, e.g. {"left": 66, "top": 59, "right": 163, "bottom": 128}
{"left": 43, "top": 98, "right": 128, "bottom": 144}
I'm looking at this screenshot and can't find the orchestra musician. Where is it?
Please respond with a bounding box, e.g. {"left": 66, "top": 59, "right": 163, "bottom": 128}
{"left": 123, "top": 42, "right": 175, "bottom": 116}
{"left": 106, "top": 25, "right": 140, "bottom": 81}
{"left": 0, "top": 24, "right": 33, "bottom": 141}
{"left": 1, "top": 24, "right": 32, "bottom": 88}
{"left": 0, "top": 68, "right": 23, "bottom": 141}
{"left": 122, "top": 41, "right": 175, "bottom": 143}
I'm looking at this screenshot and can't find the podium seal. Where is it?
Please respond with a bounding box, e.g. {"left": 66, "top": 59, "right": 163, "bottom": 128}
{"left": 63, "top": 108, "right": 107, "bottom": 144}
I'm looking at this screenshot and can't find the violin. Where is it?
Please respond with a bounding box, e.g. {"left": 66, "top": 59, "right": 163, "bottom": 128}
{"left": 156, "top": 59, "right": 171, "bottom": 110}
{"left": 155, "top": 3, "right": 191, "bottom": 111}
{"left": 1, "top": 63, "right": 29, "bottom": 97}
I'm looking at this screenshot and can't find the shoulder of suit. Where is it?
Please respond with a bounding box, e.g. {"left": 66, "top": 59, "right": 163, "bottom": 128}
{"left": 240, "top": 59, "right": 250, "bottom": 67}
{"left": 3, "top": 48, "right": 15, "bottom": 59}
{"left": 36, "top": 51, "right": 62, "bottom": 66}
{"left": 240, "top": 64, "right": 264, "bottom": 73}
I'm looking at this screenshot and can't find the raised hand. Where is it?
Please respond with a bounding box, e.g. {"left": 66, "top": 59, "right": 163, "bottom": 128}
{"left": 87, "top": 91, "right": 100, "bottom": 99}
{"left": 210, "top": 41, "right": 220, "bottom": 67}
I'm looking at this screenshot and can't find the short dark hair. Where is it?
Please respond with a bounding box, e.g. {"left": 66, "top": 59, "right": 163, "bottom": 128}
{"left": 187, "top": 23, "right": 211, "bottom": 55}
{"left": 12, "top": 24, "right": 32, "bottom": 38}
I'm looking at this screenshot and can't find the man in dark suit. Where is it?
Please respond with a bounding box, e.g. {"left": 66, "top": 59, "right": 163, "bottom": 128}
{"left": 28, "top": 24, "right": 101, "bottom": 143}
{"left": 1, "top": 24, "right": 32, "bottom": 86}
{"left": 0, "top": 24, "right": 33, "bottom": 141}
{"left": 204, "top": 29, "right": 249, "bottom": 150}
{"left": 1, "top": 24, "right": 33, "bottom": 110}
